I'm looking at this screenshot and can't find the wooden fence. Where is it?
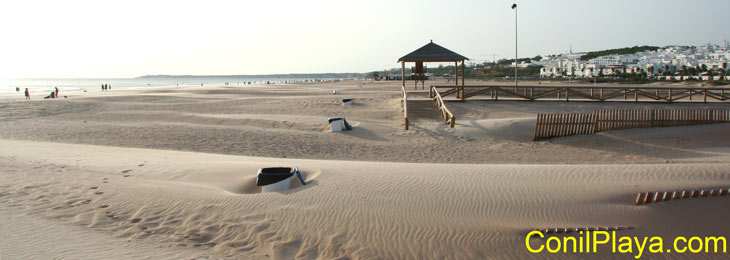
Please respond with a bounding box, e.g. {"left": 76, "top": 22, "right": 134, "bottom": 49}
{"left": 431, "top": 85, "right": 730, "bottom": 103}
{"left": 402, "top": 85, "right": 409, "bottom": 130}
{"left": 635, "top": 187, "right": 729, "bottom": 205}
{"left": 534, "top": 109, "right": 730, "bottom": 140}
{"left": 432, "top": 87, "right": 456, "bottom": 128}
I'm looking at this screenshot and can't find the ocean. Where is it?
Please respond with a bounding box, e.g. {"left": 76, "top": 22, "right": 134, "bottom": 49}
{"left": 0, "top": 76, "right": 348, "bottom": 95}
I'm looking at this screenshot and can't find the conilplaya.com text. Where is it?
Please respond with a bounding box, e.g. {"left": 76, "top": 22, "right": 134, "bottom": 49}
{"left": 526, "top": 230, "right": 727, "bottom": 259}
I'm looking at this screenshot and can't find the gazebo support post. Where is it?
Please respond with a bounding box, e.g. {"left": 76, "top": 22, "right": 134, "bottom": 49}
{"left": 454, "top": 61, "right": 459, "bottom": 99}
{"left": 461, "top": 60, "right": 465, "bottom": 101}
{"left": 401, "top": 62, "right": 405, "bottom": 89}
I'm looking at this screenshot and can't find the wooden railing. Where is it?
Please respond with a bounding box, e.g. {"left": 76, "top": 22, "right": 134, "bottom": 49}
{"left": 431, "top": 85, "right": 730, "bottom": 103}
{"left": 432, "top": 86, "right": 456, "bottom": 128}
{"left": 402, "top": 85, "right": 409, "bottom": 130}
{"left": 534, "top": 109, "right": 730, "bottom": 140}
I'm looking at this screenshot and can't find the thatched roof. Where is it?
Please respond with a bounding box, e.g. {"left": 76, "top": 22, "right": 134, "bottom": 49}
{"left": 398, "top": 41, "right": 469, "bottom": 62}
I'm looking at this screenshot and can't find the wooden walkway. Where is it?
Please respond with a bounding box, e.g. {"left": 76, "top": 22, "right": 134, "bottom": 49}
{"left": 431, "top": 85, "right": 730, "bottom": 103}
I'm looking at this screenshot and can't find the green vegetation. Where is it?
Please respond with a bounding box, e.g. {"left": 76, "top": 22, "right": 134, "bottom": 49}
{"left": 420, "top": 63, "right": 543, "bottom": 79}
{"left": 495, "top": 56, "right": 543, "bottom": 66}
{"left": 579, "top": 46, "right": 660, "bottom": 61}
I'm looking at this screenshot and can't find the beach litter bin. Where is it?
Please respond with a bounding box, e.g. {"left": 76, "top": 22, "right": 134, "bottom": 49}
{"left": 329, "top": 118, "right": 343, "bottom": 132}
{"left": 257, "top": 167, "right": 306, "bottom": 192}
{"left": 332, "top": 90, "right": 340, "bottom": 95}
{"left": 342, "top": 98, "right": 354, "bottom": 105}
{"left": 328, "top": 117, "right": 352, "bottom": 132}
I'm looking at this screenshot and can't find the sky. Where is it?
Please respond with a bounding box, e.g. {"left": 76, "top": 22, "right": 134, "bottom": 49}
{"left": 0, "top": 0, "right": 728, "bottom": 78}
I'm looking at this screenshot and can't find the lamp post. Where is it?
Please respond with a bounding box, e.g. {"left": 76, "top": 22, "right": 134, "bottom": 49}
{"left": 511, "top": 3, "right": 518, "bottom": 90}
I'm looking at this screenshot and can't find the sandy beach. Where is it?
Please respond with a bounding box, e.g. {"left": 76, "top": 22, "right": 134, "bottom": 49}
{"left": 2, "top": 81, "right": 730, "bottom": 259}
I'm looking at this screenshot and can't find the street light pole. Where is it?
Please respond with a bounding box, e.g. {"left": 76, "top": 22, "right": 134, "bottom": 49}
{"left": 512, "top": 3, "right": 518, "bottom": 89}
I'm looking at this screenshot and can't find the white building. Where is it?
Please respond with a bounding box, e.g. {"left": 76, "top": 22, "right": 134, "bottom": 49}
{"left": 539, "top": 43, "right": 730, "bottom": 79}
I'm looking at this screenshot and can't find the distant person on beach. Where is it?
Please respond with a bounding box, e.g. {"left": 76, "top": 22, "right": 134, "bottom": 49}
{"left": 55, "top": 87, "right": 59, "bottom": 97}
{"left": 108, "top": 84, "right": 111, "bottom": 90}
{"left": 16, "top": 87, "right": 20, "bottom": 92}
{"left": 101, "top": 84, "right": 105, "bottom": 91}
{"left": 24, "top": 88, "right": 30, "bottom": 99}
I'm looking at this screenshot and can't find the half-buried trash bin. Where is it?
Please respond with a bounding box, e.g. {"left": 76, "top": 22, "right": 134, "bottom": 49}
{"left": 257, "top": 167, "right": 306, "bottom": 192}
{"left": 342, "top": 98, "right": 354, "bottom": 105}
{"left": 328, "top": 117, "right": 353, "bottom": 132}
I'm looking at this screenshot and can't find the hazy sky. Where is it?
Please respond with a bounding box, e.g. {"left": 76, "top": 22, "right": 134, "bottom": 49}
{"left": 0, "top": 0, "right": 728, "bottom": 78}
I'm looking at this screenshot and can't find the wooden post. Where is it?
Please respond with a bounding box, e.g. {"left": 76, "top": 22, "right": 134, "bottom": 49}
{"left": 704, "top": 90, "right": 707, "bottom": 103}
{"left": 454, "top": 61, "right": 459, "bottom": 99}
{"left": 454, "top": 61, "right": 458, "bottom": 87}
{"left": 600, "top": 88, "right": 604, "bottom": 101}
{"left": 624, "top": 89, "right": 627, "bottom": 100}
{"left": 461, "top": 60, "right": 465, "bottom": 101}
{"left": 668, "top": 89, "right": 672, "bottom": 103}
{"left": 689, "top": 90, "right": 692, "bottom": 101}
{"left": 566, "top": 89, "right": 570, "bottom": 102}
{"left": 401, "top": 62, "right": 405, "bottom": 89}
{"left": 530, "top": 88, "right": 534, "bottom": 100}
{"left": 635, "top": 89, "right": 638, "bottom": 102}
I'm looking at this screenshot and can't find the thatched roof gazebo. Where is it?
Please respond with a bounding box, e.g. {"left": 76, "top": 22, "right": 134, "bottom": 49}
{"left": 398, "top": 41, "right": 469, "bottom": 92}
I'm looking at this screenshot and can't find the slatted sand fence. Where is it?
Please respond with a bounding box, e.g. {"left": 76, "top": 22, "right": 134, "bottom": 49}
{"left": 595, "top": 109, "right": 730, "bottom": 131}
{"left": 533, "top": 112, "right": 597, "bottom": 140}
{"left": 534, "top": 109, "right": 730, "bottom": 141}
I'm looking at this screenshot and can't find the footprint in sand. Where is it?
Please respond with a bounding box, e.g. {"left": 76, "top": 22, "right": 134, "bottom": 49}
{"left": 138, "top": 164, "right": 145, "bottom": 167}
{"left": 98, "top": 205, "right": 109, "bottom": 208}
{"left": 121, "top": 169, "right": 132, "bottom": 174}
{"left": 123, "top": 175, "right": 130, "bottom": 177}
{"left": 131, "top": 218, "right": 142, "bottom": 223}
{"left": 90, "top": 186, "right": 98, "bottom": 189}
{"left": 69, "top": 199, "right": 91, "bottom": 207}
{"left": 105, "top": 211, "right": 118, "bottom": 219}
{"left": 94, "top": 191, "right": 104, "bottom": 195}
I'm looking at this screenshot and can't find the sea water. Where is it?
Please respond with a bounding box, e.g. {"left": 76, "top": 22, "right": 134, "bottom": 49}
{"left": 0, "top": 76, "right": 345, "bottom": 95}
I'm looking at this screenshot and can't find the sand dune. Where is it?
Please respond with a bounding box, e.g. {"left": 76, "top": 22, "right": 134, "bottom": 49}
{"left": 2, "top": 139, "right": 730, "bottom": 259}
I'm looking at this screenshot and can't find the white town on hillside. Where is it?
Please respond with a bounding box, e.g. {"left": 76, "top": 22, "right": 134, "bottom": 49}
{"left": 532, "top": 40, "right": 730, "bottom": 80}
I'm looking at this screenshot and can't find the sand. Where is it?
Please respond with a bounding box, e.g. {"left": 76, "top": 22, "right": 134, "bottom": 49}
{"left": 2, "top": 80, "right": 730, "bottom": 259}
{"left": 1, "top": 80, "right": 729, "bottom": 164}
